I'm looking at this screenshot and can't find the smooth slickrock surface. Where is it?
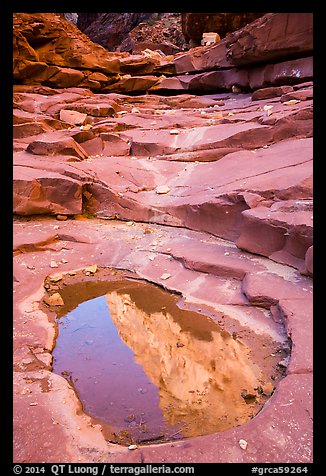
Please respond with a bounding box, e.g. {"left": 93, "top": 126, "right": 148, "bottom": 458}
{"left": 13, "top": 11, "right": 313, "bottom": 464}
{"left": 13, "top": 217, "right": 313, "bottom": 463}
{"left": 13, "top": 87, "right": 313, "bottom": 271}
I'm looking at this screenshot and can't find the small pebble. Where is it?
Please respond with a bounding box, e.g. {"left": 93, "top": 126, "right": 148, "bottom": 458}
{"left": 239, "top": 439, "right": 248, "bottom": 450}
{"left": 128, "top": 445, "right": 138, "bottom": 450}
{"left": 56, "top": 215, "right": 68, "bottom": 221}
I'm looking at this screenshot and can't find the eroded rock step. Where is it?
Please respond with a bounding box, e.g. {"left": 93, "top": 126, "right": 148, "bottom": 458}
{"left": 13, "top": 217, "right": 312, "bottom": 462}
{"left": 14, "top": 87, "right": 313, "bottom": 274}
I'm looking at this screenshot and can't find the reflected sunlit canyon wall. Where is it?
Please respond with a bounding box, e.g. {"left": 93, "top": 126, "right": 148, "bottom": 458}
{"left": 106, "top": 283, "right": 271, "bottom": 436}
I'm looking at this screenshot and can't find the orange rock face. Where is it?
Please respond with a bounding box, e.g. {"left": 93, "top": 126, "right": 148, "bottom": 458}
{"left": 13, "top": 13, "right": 123, "bottom": 73}
{"left": 13, "top": 13, "right": 176, "bottom": 90}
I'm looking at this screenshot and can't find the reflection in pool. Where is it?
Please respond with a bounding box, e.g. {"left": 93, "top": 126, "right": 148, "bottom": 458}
{"left": 52, "top": 280, "right": 277, "bottom": 444}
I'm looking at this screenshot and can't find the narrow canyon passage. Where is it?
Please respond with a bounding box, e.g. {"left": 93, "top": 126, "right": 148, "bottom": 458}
{"left": 13, "top": 12, "right": 313, "bottom": 464}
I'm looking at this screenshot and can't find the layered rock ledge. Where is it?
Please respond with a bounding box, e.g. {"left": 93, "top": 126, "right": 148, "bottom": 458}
{"left": 14, "top": 13, "right": 313, "bottom": 93}
{"left": 13, "top": 12, "right": 313, "bottom": 464}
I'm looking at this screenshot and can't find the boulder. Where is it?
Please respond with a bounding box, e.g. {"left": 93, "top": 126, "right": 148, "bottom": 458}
{"left": 252, "top": 86, "right": 294, "bottom": 101}
{"left": 103, "top": 75, "right": 160, "bottom": 93}
{"left": 13, "top": 122, "right": 53, "bottom": 139}
{"left": 26, "top": 135, "right": 88, "bottom": 160}
{"left": 13, "top": 166, "right": 83, "bottom": 215}
{"left": 155, "top": 56, "right": 313, "bottom": 93}
{"left": 59, "top": 110, "right": 87, "bottom": 125}
{"left": 45, "top": 67, "right": 85, "bottom": 88}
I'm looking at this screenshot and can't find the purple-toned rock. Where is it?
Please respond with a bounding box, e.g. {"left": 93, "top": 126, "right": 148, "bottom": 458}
{"left": 77, "top": 13, "right": 152, "bottom": 51}
{"left": 236, "top": 200, "right": 313, "bottom": 269}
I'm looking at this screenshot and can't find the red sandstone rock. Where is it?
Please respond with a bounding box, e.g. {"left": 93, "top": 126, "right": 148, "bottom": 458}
{"left": 174, "top": 41, "right": 231, "bottom": 73}
{"left": 281, "top": 88, "right": 313, "bottom": 103}
{"left": 13, "top": 13, "right": 313, "bottom": 96}
{"left": 13, "top": 122, "right": 53, "bottom": 139}
{"left": 80, "top": 133, "right": 131, "bottom": 157}
{"left": 119, "top": 13, "right": 186, "bottom": 54}
{"left": 154, "top": 56, "right": 313, "bottom": 93}
{"left": 62, "top": 101, "right": 118, "bottom": 117}
{"left": 13, "top": 13, "right": 122, "bottom": 74}
{"left": 59, "top": 109, "right": 87, "bottom": 125}
{"left": 13, "top": 217, "right": 313, "bottom": 463}
{"left": 13, "top": 167, "right": 82, "bottom": 215}
{"left": 252, "top": 86, "right": 294, "bottom": 101}
{"left": 241, "top": 272, "right": 312, "bottom": 309}
{"left": 227, "top": 13, "right": 313, "bottom": 66}
{"left": 162, "top": 238, "right": 265, "bottom": 280}
{"left": 122, "top": 122, "right": 269, "bottom": 156}
{"left": 13, "top": 8, "right": 313, "bottom": 463}
{"left": 26, "top": 135, "right": 89, "bottom": 160}
{"left": 12, "top": 15, "right": 313, "bottom": 463}
{"left": 174, "top": 13, "right": 313, "bottom": 80}
{"left": 45, "top": 67, "right": 85, "bottom": 88}
{"left": 13, "top": 87, "right": 313, "bottom": 274}
{"left": 103, "top": 75, "right": 160, "bottom": 93}
{"left": 272, "top": 299, "right": 313, "bottom": 374}
{"left": 13, "top": 13, "right": 176, "bottom": 92}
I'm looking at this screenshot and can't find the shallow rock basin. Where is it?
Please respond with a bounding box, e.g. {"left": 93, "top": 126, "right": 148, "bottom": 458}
{"left": 51, "top": 278, "right": 288, "bottom": 445}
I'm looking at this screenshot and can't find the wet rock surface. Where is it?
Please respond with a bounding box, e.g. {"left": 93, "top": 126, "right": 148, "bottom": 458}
{"left": 13, "top": 12, "right": 313, "bottom": 464}
{"left": 52, "top": 279, "right": 287, "bottom": 445}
